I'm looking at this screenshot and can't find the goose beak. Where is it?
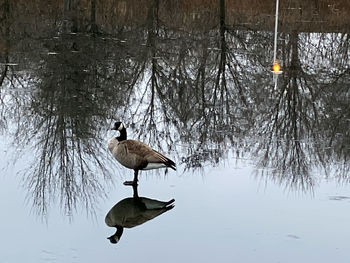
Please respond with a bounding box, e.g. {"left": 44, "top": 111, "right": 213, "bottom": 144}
{"left": 107, "top": 236, "right": 119, "bottom": 244}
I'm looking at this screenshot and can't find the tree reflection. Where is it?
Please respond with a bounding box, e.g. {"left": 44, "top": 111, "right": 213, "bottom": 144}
{"left": 0, "top": 0, "right": 10, "bottom": 132}
{"left": 0, "top": 0, "right": 349, "bottom": 216}
{"left": 252, "top": 29, "right": 349, "bottom": 190}
{"left": 252, "top": 30, "right": 319, "bottom": 190}
{"left": 13, "top": 34, "right": 124, "bottom": 215}
{"left": 318, "top": 37, "right": 350, "bottom": 182}
{"left": 125, "top": 0, "right": 255, "bottom": 169}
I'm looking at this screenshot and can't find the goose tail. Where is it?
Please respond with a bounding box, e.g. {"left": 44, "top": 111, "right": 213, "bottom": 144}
{"left": 165, "top": 198, "right": 175, "bottom": 206}
{"left": 153, "top": 150, "right": 176, "bottom": 170}
{"left": 144, "top": 150, "right": 177, "bottom": 171}
{"left": 165, "top": 158, "right": 176, "bottom": 171}
{"left": 163, "top": 198, "right": 175, "bottom": 211}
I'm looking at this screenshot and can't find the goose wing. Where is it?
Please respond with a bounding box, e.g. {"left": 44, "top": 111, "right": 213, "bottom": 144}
{"left": 123, "top": 140, "right": 153, "bottom": 154}
{"left": 140, "top": 197, "right": 175, "bottom": 209}
{"left": 122, "top": 140, "right": 176, "bottom": 170}
{"left": 124, "top": 140, "right": 167, "bottom": 162}
{"left": 105, "top": 198, "right": 166, "bottom": 228}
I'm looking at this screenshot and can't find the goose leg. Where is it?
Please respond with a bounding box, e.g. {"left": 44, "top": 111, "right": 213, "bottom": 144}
{"left": 132, "top": 184, "right": 139, "bottom": 198}
{"left": 123, "top": 170, "right": 139, "bottom": 186}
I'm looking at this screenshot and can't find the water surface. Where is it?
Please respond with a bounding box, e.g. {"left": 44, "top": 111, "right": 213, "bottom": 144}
{"left": 0, "top": 1, "right": 349, "bottom": 262}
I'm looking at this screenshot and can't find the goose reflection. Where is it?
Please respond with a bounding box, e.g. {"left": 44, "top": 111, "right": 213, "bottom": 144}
{"left": 105, "top": 184, "right": 175, "bottom": 244}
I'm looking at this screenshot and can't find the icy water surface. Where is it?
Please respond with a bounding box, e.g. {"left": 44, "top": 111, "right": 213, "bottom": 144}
{"left": 0, "top": 1, "right": 349, "bottom": 262}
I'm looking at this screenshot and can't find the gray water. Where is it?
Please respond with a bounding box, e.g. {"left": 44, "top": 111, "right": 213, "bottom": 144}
{"left": 0, "top": 1, "right": 349, "bottom": 262}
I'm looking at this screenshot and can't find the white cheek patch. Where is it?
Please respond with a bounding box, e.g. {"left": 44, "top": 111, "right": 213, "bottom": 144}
{"left": 118, "top": 123, "right": 124, "bottom": 131}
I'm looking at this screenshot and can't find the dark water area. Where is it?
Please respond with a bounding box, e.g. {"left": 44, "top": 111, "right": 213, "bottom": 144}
{"left": 0, "top": 1, "right": 349, "bottom": 262}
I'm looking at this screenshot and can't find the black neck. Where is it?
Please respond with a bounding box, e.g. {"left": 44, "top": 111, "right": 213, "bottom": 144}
{"left": 115, "top": 225, "right": 124, "bottom": 238}
{"left": 117, "top": 127, "right": 127, "bottom": 141}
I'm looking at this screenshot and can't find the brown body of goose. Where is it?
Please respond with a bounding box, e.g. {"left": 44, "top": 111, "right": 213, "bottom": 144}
{"left": 108, "top": 122, "right": 176, "bottom": 185}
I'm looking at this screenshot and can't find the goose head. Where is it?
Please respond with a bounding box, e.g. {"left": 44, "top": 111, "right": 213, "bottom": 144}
{"left": 111, "top": 122, "right": 127, "bottom": 141}
{"left": 111, "top": 122, "right": 124, "bottom": 131}
{"left": 107, "top": 225, "right": 124, "bottom": 244}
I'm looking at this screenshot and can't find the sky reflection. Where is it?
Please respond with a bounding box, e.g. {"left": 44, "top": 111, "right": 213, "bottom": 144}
{"left": 0, "top": 1, "right": 349, "bottom": 262}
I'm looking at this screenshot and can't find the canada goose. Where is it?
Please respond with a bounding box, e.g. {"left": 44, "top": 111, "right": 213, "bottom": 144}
{"left": 105, "top": 185, "right": 175, "bottom": 244}
{"left": 108, "top": 122, "right": 176, "bottom": 185}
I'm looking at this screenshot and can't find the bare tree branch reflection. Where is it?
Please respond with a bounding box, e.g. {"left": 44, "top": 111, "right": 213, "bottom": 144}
{"left": 0, "top": 0, "right": 348, "bottom": 217}
{"left": 252, "top": 30, "right": 349, "bottom": 190}
{"left": 4, "top": 32, "right": 131, "bottom": 215}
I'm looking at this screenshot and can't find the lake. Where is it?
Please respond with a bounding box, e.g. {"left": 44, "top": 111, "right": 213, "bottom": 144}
{"left": 0, "top": 0, "right": 349, "bottom": 262}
